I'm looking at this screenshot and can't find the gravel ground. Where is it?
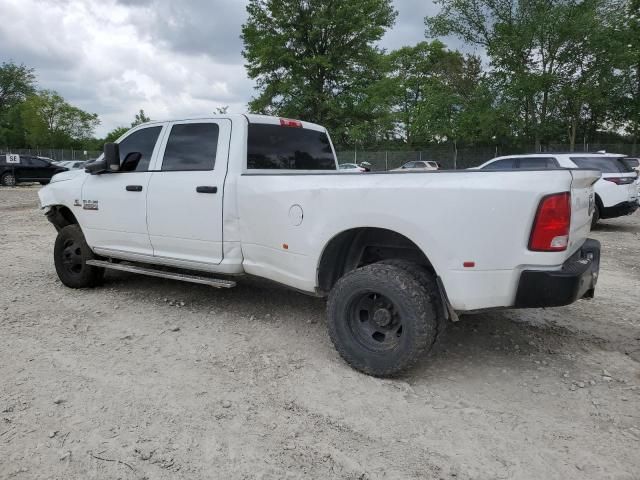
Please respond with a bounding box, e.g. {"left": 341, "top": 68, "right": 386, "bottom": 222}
{"left": 1, "top": 185, "right": 639, "bottom": 480}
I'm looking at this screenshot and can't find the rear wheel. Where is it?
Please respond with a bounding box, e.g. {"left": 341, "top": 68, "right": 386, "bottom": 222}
{"left": 327, "top": 263, "right": 440, "bottom": 377}
{"left": 378, "top": 259, "right": 446, "bottom": 337}
{"left": 54, "top": 225, "right": 104, "bottom": 288}
{"left": 1, "top": 173, "right": 16, "bottom": 186}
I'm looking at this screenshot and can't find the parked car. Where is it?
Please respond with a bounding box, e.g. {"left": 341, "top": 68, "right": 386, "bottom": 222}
{"left": 475, "top": 153, "right": 638, "bottom": 227}
{"left": 64, "top": 161, "right": 87, "bottom": 170}
{"left": 39, "top": 114, "right": 601, "bottom": 376}
{"left": 623, "top": 157, "right": 640, "bottom": 173}
{"left": 1, "top": 154, "right": 68, "bottom": 186}
{"left": 392, "top": 160, "right": 440, "bottom": 171}
{"left": 338, "top": 163, "right": 366, "bottom": 172}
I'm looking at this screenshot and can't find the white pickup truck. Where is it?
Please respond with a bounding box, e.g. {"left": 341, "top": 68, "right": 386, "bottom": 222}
{"left": 39, "top": 114, "right": 601, "bottom": 376}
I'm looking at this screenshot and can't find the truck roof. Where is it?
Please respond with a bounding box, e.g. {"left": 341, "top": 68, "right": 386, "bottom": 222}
{"left": 133, "top": 114, "right": 327, "bottom": 133}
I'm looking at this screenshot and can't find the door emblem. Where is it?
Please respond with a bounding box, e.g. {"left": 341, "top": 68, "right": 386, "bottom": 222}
{"left": 82, "top": 200, "right": 99, "bottom": 211}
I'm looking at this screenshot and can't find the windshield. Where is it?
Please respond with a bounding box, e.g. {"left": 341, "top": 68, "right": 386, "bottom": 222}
{"left": 571, "top": 156, "right": 633, "bottom": 174}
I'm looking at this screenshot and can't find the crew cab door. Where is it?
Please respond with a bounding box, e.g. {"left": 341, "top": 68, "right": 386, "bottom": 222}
{"left": 146, "top": 119, "right": 231, "bottom": 265}
{"left": 80, "top": 124, "right": 166, "bottom": 256}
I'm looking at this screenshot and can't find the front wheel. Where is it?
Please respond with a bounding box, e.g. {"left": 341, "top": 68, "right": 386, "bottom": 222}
{"left": 1, "top": 172, "right": 16, "bottom": 186}
{"left": 54, "top": 225, "right": 104, "bottom": 288}
{"left": 327, "top": 263, "right": 440, "bottom": 377}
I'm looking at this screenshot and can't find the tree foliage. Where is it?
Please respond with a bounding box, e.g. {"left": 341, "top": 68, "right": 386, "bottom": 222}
{"left": 0, "top": 62, "right": 35, "bottom": 113}
{"left": 20, "top": 90, "right": 100, "bottom": 148}
{"left": 426, "top": 0, "right": 636, "bottom": 149}
{"left": 131, "top": 109, "right": 151, "bottom": 127}
{"left": 242, "top": 0, "right": 397, "bottom": 142}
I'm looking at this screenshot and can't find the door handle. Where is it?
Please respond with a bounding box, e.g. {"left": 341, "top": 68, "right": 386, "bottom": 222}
{"left": 196, "top": 186, "right": 217, "bottom": 194}
{"left": 126, "top": 185, "right": 143, "bottom": 192}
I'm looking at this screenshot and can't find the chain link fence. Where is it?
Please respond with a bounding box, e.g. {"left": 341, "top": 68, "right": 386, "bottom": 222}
{"left": 2, "top": 143, "right": 637, "bottom": 170}
{"left": 337, "top": 143, "right": 640, "bottom": 171}
{"left": 0, "top": 148, "right": 101, "bottom": 162}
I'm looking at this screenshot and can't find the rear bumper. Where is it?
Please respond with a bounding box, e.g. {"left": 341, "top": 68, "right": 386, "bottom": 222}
{"left": 514, "top": 239, "right": 600, "bottom": 308}
{"left": 601, "top": 200, "right": 638, "bottom": 219}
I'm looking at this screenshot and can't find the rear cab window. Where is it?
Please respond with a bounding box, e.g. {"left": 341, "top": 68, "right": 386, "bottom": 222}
{"left": 571, "top": 156, "right": 633, "bottom": 174}
{"left": 247, "top": 123, "right": 336, "bottom": 171}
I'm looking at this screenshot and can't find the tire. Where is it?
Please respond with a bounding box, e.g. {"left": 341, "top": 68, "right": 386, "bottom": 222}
{"left": 1, "top": 172, "right": 16, "bottom": 186}
{"left": 54, "top": 224, "right": 105, "bottom": 288}
{"left": 591, "top": 203, "right": 600, "bottom": 229}
{"left": 327, "top": 263, "right": 439, "bottom": 377}
{"left": 378, "top": 259, "right": 446, "bottom": 337}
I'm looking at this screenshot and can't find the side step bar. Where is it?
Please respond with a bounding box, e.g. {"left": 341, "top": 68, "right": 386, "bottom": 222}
{"left": 86, "top": 260, "right": 236, "bottom": 288}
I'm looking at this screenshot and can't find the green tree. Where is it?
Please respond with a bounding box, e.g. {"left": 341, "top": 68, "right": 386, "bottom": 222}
{"left": 131, "top": 109, "right": 150, "bottom": 127}
{"left": 242, "top": 0, "right": 397, "bottom": 143}
{"left": 21, "top": 90, "right": 100, "bottom": 148}
{"left": 104, "top": 126, "right": 130, "bottom": 143}
{"left": 0, "top": 62, "right": 35, "bottom": 114}
{"left": 0, "top": 62, "right": 37, "bottom": 147}
{"left": 426, "top": 0, "right": 617, "bottom": 149}
{"left": 369, "top": 41, "right": 503, "bottom": 149}
{"left": 606, "top": 0, "right": 640, "bottom": 149}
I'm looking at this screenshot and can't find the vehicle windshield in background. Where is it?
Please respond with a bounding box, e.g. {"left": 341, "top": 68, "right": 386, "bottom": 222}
{"left": 571, "top": 156, "right": 633, "bottom": 173}
{"left": 247, "top": 124, "right": 336, "bottom": 170}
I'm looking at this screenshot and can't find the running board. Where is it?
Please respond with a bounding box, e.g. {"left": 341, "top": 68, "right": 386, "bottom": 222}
{"left": 86, "top": 260, "right": 236, "bottom": 288}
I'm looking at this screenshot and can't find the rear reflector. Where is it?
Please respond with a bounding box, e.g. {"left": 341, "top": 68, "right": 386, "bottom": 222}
{"left": 603, "top": 177, "right": 635, "bottom": 185}
{"left": 280, "top": 118, "right": 303, "bottom": 128}
{"left": 529, "top": 192, "right": 571, "bottom": 252}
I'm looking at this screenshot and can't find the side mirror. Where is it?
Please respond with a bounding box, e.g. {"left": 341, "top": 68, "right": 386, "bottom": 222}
{"left": 104, "top": 143, "right": 121, "bottom": 172}
{"left": 85, "top": 143, "right": 121, "bottom": 175}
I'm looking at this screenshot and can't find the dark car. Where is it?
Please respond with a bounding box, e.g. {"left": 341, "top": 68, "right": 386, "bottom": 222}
{"left": 1, "top": 154, "right": 68, "bottom": 186}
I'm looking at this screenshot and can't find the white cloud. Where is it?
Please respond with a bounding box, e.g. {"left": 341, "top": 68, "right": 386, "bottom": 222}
{"left": 0, "top": 0, "right": 463, "bottom": 137}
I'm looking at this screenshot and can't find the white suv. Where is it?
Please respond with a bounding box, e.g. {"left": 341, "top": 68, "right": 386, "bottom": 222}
{"left": 477, "top": 153, "right": 639, "bottom": 226}
{"left": 392, "top": 160, "right": 440, "bottom": 171}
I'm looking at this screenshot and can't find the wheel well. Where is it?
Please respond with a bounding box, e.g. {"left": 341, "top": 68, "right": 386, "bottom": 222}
{"left": 594, "top": 193, "right": 604, "bottom": 210}
{"left": 46, "top": 205, "right": 78, "bottom": 231}
{"left": 317, "top": 227, "right": 434, "bottom": 295}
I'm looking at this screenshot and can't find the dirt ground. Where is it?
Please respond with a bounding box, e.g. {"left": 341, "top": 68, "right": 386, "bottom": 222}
{"left": 1, "top": 186, "right": 639, "bottom": 480}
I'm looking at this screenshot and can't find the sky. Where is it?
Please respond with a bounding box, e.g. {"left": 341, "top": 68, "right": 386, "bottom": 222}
{"left": 0, "top": 0, "right": 466, "bottom": 136}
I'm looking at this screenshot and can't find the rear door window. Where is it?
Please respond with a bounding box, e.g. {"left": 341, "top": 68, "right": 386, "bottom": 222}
{"left": 247, "top": 124, "right": 336, "bottom": 170}
{"left": 161, "top": 123, "right": 219, "bottom": 171}
{"left": 571, "top": 157, "right": 633, "bottom": 173}
{"left": 482, "top": 158, "right": 516, "bottom": 169}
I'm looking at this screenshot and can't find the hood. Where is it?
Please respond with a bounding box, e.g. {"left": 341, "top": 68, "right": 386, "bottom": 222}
{"left": 50, "top": 168, "right": 85, "bottom": 183}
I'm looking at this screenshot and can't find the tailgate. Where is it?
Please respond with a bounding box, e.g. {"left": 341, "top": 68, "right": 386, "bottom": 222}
{"left": 570, "top": 169, "right": 600, "bottom": 250}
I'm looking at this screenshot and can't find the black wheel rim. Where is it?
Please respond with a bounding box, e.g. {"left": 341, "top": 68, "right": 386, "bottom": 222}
{"left": 4, "top": 174, "right": 15, "bottom": 186}
{"left": 347, "top": 291, "right": 403, "bottom": 352}
{"left": 61, "top": 238, "right": 84, "bottom": 275}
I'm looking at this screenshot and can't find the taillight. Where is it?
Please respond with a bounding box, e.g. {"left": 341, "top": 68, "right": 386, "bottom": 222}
{"left": 529, "top": 192, "right": 571, "bottom": 252}
{"left": 280, "top": 118, "right": 303, "bottom": 128}
{"left": 603, "top": 177, "right": 635, "bottom": 185}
